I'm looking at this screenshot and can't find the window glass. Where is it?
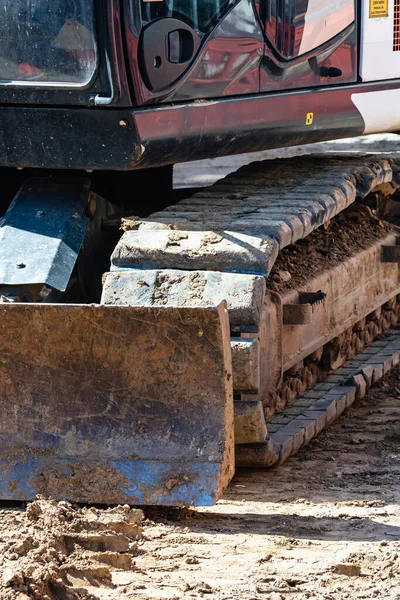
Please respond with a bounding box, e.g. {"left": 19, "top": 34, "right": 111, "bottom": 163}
{"left": 0, "top": 0, "right": 97, "bottom": 85}
{"left": 142, "top": 0, "right": 237, "bottom": 36}
{"left": 299, "top": 0, "right": 355, "bottom": 56}
{"left": 266, "top": 0, "right": 355, "bottom": 59}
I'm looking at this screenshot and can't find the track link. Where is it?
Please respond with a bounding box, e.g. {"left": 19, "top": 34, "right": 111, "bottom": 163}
{"left": 237, "top": 327, "right": 400, "bottom": 466}
{"left": 275, "top": 296, "right": 400, "bottom": 411}
{"left": 102, "top": 154, "right": 400, "bottom": 466}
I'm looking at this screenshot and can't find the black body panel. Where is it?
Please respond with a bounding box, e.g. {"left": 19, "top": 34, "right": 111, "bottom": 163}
{"left": 0, "top": 79, "right": 377, "bottom": 171}
{"left": 139, "top": 19, "right": 201, "bottom": 92}
{"left": 0, "top": 106, "right": 138, "bottom": 170}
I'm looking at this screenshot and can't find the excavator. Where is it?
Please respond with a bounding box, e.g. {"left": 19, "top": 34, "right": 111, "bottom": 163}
{"left": 1, "top": 0, "right": 400, "bottom": 506}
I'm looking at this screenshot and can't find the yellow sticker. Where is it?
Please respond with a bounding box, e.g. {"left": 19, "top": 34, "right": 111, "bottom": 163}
{"left": 369, "top": 0, "right": 388, "bottom": 18}
{"left": 306, "top": 113, "right": 314, "bottom": 126}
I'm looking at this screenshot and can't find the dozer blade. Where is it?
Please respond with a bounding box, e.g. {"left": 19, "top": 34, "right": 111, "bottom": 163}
{"left": 0, "top": 303, "right": 234, "bottom": 506}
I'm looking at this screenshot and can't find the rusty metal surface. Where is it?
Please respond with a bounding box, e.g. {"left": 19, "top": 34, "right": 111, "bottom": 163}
{"left": 233, "top": 400, "right": 267, "bottom": 444}
{"left": 280, "top": 232, "right": 400, "bottom": 371}
{"left": 0, "top": 303, "right": 234, "bottom": 506}
{"left": 230, "top": 338, "right": 260, "bottom": 392}
{"left": 239, "top": 232, "right": 400, "bottom": 413}
{"left": 381, "top": 239, "right": 400, "bottom": 263}
{"left": 283, "top": 292, "right": 326, "bottom": 325}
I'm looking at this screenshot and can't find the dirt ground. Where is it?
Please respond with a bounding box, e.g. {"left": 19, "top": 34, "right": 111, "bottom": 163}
{"left": 267, "top": 203, "right": 393, "bottom": 294}
{"left": 1, "top": 370, "right": 399, "bottom": 600}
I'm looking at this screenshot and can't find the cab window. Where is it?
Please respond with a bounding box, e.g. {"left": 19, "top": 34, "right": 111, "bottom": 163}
{"left": 0, "top": 0, "right": 97, "bottom": 85}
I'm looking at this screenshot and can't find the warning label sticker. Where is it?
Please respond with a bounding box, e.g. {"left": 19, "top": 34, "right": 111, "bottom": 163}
{"left": 369, "top": 0, "right": 388, "bottom": 17}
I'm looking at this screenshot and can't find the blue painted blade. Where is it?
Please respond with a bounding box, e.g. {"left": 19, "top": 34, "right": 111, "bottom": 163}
{"left": 0, "top": 303, "right": 235, "bottom": 506}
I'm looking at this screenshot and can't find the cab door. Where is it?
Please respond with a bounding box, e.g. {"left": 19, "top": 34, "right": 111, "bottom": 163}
{"left": 123, "top": 0, "right": 265, "bottom": 104}
{"left": 260, "top": 0, "right": 357, "bottom": 92}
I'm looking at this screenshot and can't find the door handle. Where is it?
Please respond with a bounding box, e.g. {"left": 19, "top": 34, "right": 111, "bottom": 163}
{"left": 139, "top": 18, "right": 201, "bottom": 92}
{"left": 167, "top": 29, "right": 195, "bottom": 64}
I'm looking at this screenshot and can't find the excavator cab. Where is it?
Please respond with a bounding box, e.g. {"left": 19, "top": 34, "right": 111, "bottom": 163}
{"left": 0, "top": 0, "right": 361, "bottom": 171}
{"left": 0, "top": 0, "right": 357, "bottom": 103}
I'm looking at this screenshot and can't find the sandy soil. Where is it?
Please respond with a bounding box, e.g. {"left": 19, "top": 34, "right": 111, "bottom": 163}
{"left": 1, "top": 371, "right": 399, "bottom": 600}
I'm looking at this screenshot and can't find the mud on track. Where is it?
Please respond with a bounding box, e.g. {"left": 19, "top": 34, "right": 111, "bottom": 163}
{"left": 1, "top": 370, "right": 400, "bottom": 600}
